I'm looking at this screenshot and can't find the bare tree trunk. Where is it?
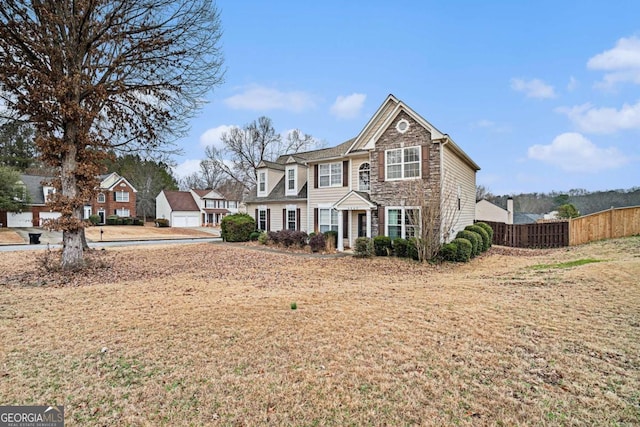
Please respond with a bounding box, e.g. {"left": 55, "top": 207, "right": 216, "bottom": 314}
{"left": 60, "top": 131, "right": 84, "bottom": 269}
{"left": 62, "top": 227, "right": 84, "bottom": 269}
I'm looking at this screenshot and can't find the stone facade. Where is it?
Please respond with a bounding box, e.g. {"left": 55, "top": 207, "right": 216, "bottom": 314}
{"left": 369, "top": 111, "right": 441, "bottom": 236}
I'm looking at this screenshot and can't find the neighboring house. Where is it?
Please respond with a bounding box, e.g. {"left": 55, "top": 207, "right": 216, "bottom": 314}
{"left": 0, "top": 172, "right": 137, "bottom": 227}
{"left": 476, "top": 198, "right": 512, "bottom": 224}
{"left": 155, "top": 189, "right": 239, "bottom": 227}
{"left": 244, "top": 94, "right": 481, "bottom": 250}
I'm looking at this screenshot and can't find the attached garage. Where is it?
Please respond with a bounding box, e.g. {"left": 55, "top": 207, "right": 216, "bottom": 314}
{"left": 171, "top": 213, "right": 200, "bottom": 228}
{"left": 7, "top": 212, "right": 33, "bottom": 227}
{"left": 39, "top": 212, "right": 61, "bottom": 227}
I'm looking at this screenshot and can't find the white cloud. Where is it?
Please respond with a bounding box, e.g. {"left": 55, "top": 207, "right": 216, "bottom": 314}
{"left": 172, "top": 159, "right": 202, "bottom": 179}
{"left": 510, "top": 78, "right": 556, "bottom": 99}
{"left": 199, "top": 125, "right": 235, "bottom": 148}
{"left": 556, "top": 101, "right": 640, "bottom": 134}
{"left": 329, "top": 93, "right": 366, "bottom": 119}
{"left": 528, "top": 132, "right": 628, "bottom": 172}
{"left": 567, "top": 76, "right": 578, "bottom": 91}
{"left": 588, "top": 36, "right": 640, "bottom": 88}
{"left": 224, "top": 85, "right": 316, "bottom": 112}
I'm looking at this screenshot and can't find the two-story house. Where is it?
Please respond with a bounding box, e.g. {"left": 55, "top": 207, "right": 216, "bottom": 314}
{"left": 0, "top": 172, "right": 137, "bottom": 227}
{"left": 155, "top": 188, "right": 239, "bottom": 227}
{"left": 244, "top": 94, "right": 480, "bottom": 251}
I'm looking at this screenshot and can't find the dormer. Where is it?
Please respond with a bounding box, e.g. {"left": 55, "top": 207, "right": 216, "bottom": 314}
{"left": 42, "top": 185, "right": 56, "bottom": 202}
{"left": 256, "top": 160, "right": 284, "bottom": 197}
{"left": 284, "top": 156, "right": 308, "bottom": 196}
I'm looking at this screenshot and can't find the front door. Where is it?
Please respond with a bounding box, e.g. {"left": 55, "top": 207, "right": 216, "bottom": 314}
{"left": 357, "top": 213, "right": 366, "bottom": 237}
{"left": 98, "top": 211, "right": 105, "bottom": 224}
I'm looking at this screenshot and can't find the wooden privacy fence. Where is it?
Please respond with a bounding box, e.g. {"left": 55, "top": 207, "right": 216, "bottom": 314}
{"left": 569, "top": 205, "right": 640, "bottom": 246}
{"left": 482, "top": 206, "right": 640, "bottom": 248}
{"left": 483, "top": 221, "right": 569, "bottom": 248}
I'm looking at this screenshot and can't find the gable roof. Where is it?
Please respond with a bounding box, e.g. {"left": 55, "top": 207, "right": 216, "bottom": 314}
{"left": 162, "top": 190, "right": 199, "bottom": 211}
{"left": 243, "top": 177, "right": 307, "bottom": 204}
{"left": 19, "top": 175, "right": 51, "bottom": 205}
{"left": 191, "top": 188, "right": 224, "bottom": 199}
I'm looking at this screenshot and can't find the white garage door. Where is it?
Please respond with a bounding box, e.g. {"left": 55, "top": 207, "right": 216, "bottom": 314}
{"left": 7, "top": 212, "right": 33, "bottom": 227}
{"left": 39, "top": 212, "right": 61, "bottom": 226}
{"left": 172, "top": 215, "right": 199, "bottom": 228}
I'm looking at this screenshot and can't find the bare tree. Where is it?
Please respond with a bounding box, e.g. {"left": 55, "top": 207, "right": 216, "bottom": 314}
{"left": 0, "top": 0, "right": 224, "bottom": 269}
{"left": 476, "top": 184, "right": 494, "bottom": 202}
{"left": 405, "top": 175, "right": 464, "bottom": 262}
{"left": 206, "top": 116, "right": 317, "bottom": 192}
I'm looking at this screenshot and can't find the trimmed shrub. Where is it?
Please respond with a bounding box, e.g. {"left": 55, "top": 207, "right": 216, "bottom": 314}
{"left": 220, "top": 213, "right": 256, "bottom": 242}
{"left": 267, "top": 229, "right": 308, "bottom": 247}
{"left": 439, "top": 242, "right": 458, "bottom": 262}
{"left": 309, "top": 232, "right": 326, "bottom": 252}
{"left": 475, "top": 222, "right": 494, "bottom": 246}
{"left": 88, "top": 214, "right": 100, "bottom": 225}
{"left": 249, "top": 231, "right": 261, "bottom": 241}
{"left": 123, "top": 217, "right": 134, "bottom": 225}
{"left": 107, "top": 215, "right": 118, "bottom": 225}
{"left": 393, "top": 238, "right": 408, "bottom": 258}
{"left": 257, "top": 231, "right": 268, "bottom": 245}
{"left": 456, "top": 230, "right": 480, "bottom": 257}
{"left": 466, "top": 225, "right": 490, "bottom": 252}
{"left": 353, "top": 237, "right": 374, "bottom": 258}
{"left": 452, "top": 238, "right": 472, "bottom": 262}
{"left": 155, "top": 218, "right": 169, "bottom": 227}
{"left": 116, "top": 218, "right": 124, "bottom": 225}
{"left": 373, "top": 235, "right": 392, "bottom": 256}
{"left": 133, "top": 217, "right": 144, "bottom": 226}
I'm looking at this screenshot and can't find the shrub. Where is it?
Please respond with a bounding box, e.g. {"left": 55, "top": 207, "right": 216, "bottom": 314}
{"left": 353, "top": 237, "right": 374, "bottom": 258}
{"left": 257, "top": 231, "right": 268, "bottom": 245}
{"left": 324, "top": 230, "right": 338, "bottom": 250}
{"left": 123, "top": 217, "right": 134, "bottom": 225}
{"left": 466, "top": 225, "right": 490, "bottom": 252}
{"left": 407, "top": 237, "right": 420, "bottom": 261}
{"left": 452, "top": 238, "right": 472, "bottom": 262}
{"left": 475, "top": 222, "right": 493, "bottom": 246}
{"left": 373, "top": 235, "right": 392, "bottom": 256}
{"left": 133, "top": 217, "right": 144, "bottom": 226}
{"left": 116, "top": 218, "right": 124, "bottom": 225}
{"left": 439, "top": 242, "right": 458, "bottom": 262}
{"left": 220, "top": 213, "right": 256, "bottom": 242}
{"left": 309, "top": 232, "right": 326, "bottom": 252}
{"left": 107, "top": 215, "right": 118, "bottom": 225}
{"left": 456, "top": 230, "right": 480, "bottom": 257}
{"left": 88, "top": 214, "right": 100, "bottom": 225}
{"left": 267, "top": 229, "right": 308, "bottom": 247}
{"left": 393, "top": 238, "right": 408, "bottom": 257}
{"left": 155, "top": 218, "right": 169, "bottom": 227}
{"left": 249, "top": 231, "right": 261, "bottom": 241}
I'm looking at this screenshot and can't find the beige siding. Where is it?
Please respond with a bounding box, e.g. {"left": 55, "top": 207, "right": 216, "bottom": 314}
{"left": 476, "top": 200, "right": 508, "bottom": 223}
{"left": 351, "top": 101, "right": 398, "bottom": 151}
{"left": 350, "top": 155, "right": 371, "bottom": 192}
{"left": 442, "top": 144, "right": 476, "bottom": 240}
{"left": 308, "top": 161, "right": 350, "bottom": 208}
{"left": 245, "top": 201, "right": 308, "bottom": 233}
{"left": 267, "top": 169, "right": 284, "bottom": 195}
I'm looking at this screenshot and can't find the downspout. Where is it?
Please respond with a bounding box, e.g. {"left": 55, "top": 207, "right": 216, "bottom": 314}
{"left": 433, "top": 135, "right": 450, "bottom": 241}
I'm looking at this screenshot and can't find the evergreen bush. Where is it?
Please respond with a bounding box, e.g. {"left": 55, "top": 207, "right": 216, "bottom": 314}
{"left": 354, "top": 237, "right": 374, "bottom": 258}
{"left": 220, "top": 213, "right": 256, "bottom": 242}
{"left": 466, "top": 225, "right": 490, "bottom": 252}
{"left": 373, "top": 235, "right": 392, "bottom": 256}
{"left": 392, "top": 237, "right": 408, "bottom": 257}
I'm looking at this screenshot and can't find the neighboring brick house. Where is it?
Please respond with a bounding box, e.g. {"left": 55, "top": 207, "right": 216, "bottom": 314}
{"left": 0, "top": 172, "right": 137, "bottom": 227}
{"left": 155, "top": 188, "right": 239, "bottom": 227}
{"left": 244, "top": 94, "right": 481, "bottom": 251}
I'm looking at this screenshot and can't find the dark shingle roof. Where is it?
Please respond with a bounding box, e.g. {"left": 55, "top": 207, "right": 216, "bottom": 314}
{"left": 20, "top": 175, "right": 52, "bottom": 205}
{"left": 275, "top": 138, "right": 356, "bottom": 164}
{"left": 244, "top": 178, "right": 307, "bottom": 203}
{"left": 162, "top": 190, "right": 199, "bottom": 211}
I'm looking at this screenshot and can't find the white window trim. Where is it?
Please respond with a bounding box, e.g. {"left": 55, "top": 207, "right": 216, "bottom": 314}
{"left": 257, "top": 207, "right": 267, "bottom": 231}
{"left": 385, "top": 146, "right": 421, "bottom": 181}
{"left": 318, "top": 162, "right": 342, "bottom": 188}
{"left": 319, "top": 208, "right": 338, "bottom": 233}
{"left": 257, "top": 171, "right": 267, "bottom": 197}
{"left": 97, "top": 193, "right": 105, "bottom": 203}
{"left": 396, "top": 118, "right": 410, "bottom": 134}
{"left": 358, "top": 162, "right": 371, "bottom": 192}
{"left": 286, "top": 166, "right": 297, "bottom": 196}
{"left": 286, "top": 208, "right": 297, "bottom": 230}
{"left": 115, "top": 208, "right": 130, "bottom": 217}
{"left": 385, "top": 206, "right": 421, "bottom": 239}
{"left": 115, "top": 191, "right": 129, "bottom": 202}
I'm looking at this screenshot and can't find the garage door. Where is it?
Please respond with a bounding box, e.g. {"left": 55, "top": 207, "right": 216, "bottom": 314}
{"left": 39, "top": 212, "right": 61, "bottom": 227}
{"left": 172, "top": 215, "right": 199, "bottom": 228}
{"left": 7, "top": 212, "right": 33, "bottom": 227}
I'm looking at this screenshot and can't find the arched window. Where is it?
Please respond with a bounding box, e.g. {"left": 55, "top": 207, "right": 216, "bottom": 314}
{"left": 359, "top": 162, "right": 370, "bottom": 191}
{"left": 97, "top": 192, "right": 105, "bottom": 203}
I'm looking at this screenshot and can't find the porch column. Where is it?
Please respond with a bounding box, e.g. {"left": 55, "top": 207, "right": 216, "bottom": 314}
{"left": 337, "top": 210, "right": 344, "bottom": 251}
{"left": 366, "top": 209, "right": 372, "bottom": 238}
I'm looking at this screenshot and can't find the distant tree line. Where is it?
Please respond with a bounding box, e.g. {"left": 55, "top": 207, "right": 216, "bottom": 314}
{"left": 480, "top": 187, "right": 640, "bottom": 216}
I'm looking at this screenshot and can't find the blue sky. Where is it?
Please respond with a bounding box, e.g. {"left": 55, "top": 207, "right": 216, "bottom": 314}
{"left": 173, "top": 0, "right": 640, "bottom": 195}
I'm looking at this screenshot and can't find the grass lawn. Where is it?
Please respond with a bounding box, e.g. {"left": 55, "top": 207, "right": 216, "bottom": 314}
{"left": 0, "top": 237, "right": 639, "bottom": 425}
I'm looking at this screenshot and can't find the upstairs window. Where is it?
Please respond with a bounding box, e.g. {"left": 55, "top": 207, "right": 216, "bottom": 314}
{"left": 386, "top": 146, "right": 420, "bottom": 180}
{"left": 97, "top": 193, "right": 106, "bottom": 203}
{"left": 258, "top": 171, "right": 266, "bottom": 196}
{"left": 358, "top": 162, "right": 370, "bottom": 191}
{"left": 115, "top": 191, "right": 129, "bottom": 202}
{"left": 318, "top": 163, "right": 342, "bottom": 187}
{"left": 286, "top": 167, "right": 296, "bottom": 195}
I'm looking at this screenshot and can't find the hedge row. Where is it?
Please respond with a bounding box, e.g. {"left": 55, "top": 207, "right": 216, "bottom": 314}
{"left": 438, "top": 222, "right": 493, "bottom": 262}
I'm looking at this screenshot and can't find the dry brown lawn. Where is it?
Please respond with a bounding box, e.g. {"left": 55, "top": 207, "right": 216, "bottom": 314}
{"left": 0, "top": 237, "right": 639, "bottom": 426}
{"left": 0, "top": 228, "right": 25, "bottom": 244}
{"left": 84, "top": 224, "right": 217, "bottom": 241}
